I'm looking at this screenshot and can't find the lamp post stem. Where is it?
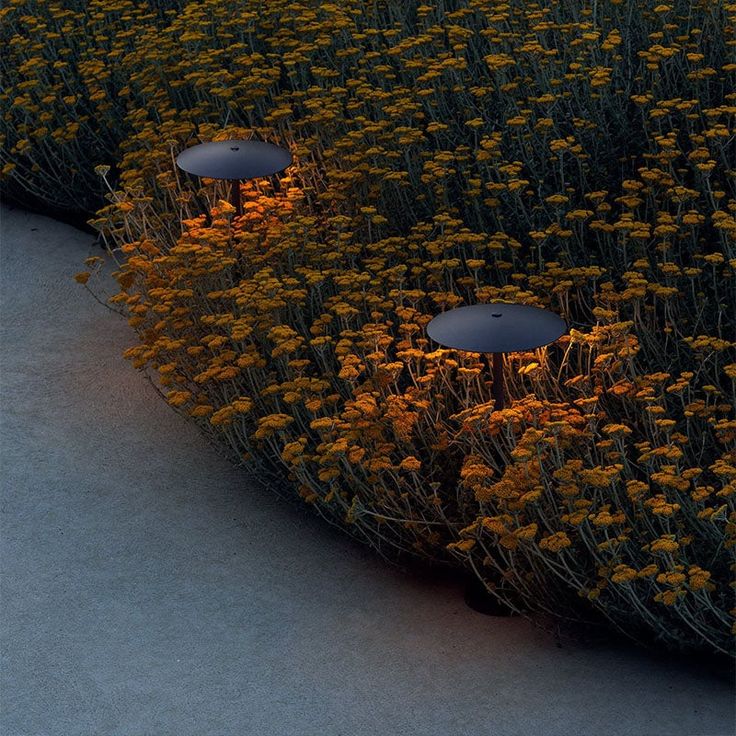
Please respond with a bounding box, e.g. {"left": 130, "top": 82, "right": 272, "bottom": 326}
{"left": 229, "top": 179, "right": 242, "bottom": 216}
{"left": 491, "top": 352, "right": 505, "bottom": 411}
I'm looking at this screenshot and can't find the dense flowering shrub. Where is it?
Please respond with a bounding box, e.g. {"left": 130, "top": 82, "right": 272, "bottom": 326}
{"left": 3, "top": 0, "right": 735, "bottom": 655}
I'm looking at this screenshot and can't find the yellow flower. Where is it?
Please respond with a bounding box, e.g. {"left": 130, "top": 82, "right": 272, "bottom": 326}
{"left": 448, "top": 539, "right": 476, "bottom": 552}
{"left": 254, "top": 413, "right": 294, "bottom": 439}
{"left": 281, "top": 439, "right": 307, "bottom": 465}
{"left": 611, "top": 565, "right": 637, "bottom": 584}
{"left": 602, "top": 423, "right": 632, "bottom": 436}
{"left": 217, "top": 199, "right": 236, "bottom": 215}
{"left": 650, "top": 535, "right": 679, "bottom": 554}
{"left": 687, "top": 566, "right": 712, "bottom": 591}
{"left": 399, "top": 456, "right": 422, "bottom": 473}
{"left": 539, "top": 532, "right": 572, "bottom": 553}
{"left": 514, "top": 523, "right": 538, "bottom": 541}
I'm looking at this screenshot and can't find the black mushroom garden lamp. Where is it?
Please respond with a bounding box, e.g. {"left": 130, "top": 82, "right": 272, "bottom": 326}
{"left": 427, "top": 303, "right": 567, "bottom": 411}
{"left": 175, "top": 139, "right": 292, "bottom": 217}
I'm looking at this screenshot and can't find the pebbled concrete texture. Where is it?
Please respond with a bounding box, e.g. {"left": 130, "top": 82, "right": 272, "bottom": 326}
{"left": 0, "top": 202, "right": 733, "bottom": 736}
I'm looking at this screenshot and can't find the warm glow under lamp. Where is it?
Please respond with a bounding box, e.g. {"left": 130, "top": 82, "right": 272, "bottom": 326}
{"left": 176, "top": 140, "right": 292, "bottom": 216}
{"left": 427, "top": 302, "right": 567, "bottom": 410}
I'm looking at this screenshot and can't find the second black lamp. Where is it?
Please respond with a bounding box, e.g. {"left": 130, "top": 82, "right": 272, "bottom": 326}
{"left": 427, "top": 303, "right": 567, "bottom": 410}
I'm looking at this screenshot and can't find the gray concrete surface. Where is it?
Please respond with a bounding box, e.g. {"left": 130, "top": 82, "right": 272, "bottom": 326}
{"left": 0, "top": 203, "right": 733, "bottom": 736}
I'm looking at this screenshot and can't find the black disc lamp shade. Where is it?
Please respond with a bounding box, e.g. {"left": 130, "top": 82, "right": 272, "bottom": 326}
{"left": 427, "top": 303, "right": 567, "bottom": 410}
{"left": 427, "top": 303, "right": 567, "bottom": 353}
{"left": 176, "top": 140, "right": 292, "bottom": 216}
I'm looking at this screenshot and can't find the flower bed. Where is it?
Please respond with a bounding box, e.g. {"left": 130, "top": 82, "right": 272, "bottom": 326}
{"left": 3, "top": 0, "right": 734, "bottom": 655}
